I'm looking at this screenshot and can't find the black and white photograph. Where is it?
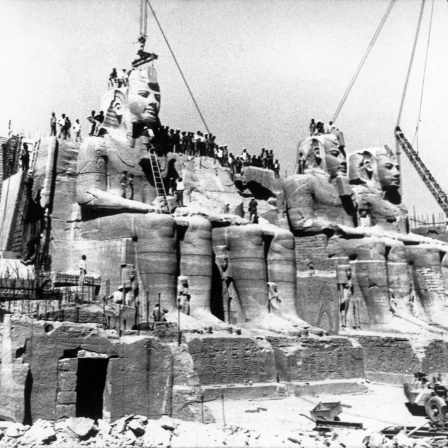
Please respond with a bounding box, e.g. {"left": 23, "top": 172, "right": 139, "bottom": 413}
{"left": 1, "top": 0, "right": 448, "bottom": 446}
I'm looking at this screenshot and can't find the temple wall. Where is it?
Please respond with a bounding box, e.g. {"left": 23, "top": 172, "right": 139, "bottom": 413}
{"left": 186, "top": 335, "right": 277, "bottom": 385}
{"left": 0, "top": 316, "right": 189, "bottom": 424}
{"left": 353, "top": 335, "right": 448, "bottom": 384}
{"left": 295, "top": 235, "right": 340, "bottom": 333}
{"left": 267, "top": 336, "right": 364, "bottom": 382}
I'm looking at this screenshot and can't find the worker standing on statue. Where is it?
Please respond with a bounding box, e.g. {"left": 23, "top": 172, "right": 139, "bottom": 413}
{"left": 274, "top": 159, "right": 281, "bottom": 178}
{"left": 57, "top": 114, "right": 66, "bottom": 139}
{"left": 175, "top": 177, "right": 185, "bottom": 207}
{"left": 73, "top": 119, "right": 81, "bottom": 143}
{"left": 20, "top": 143, "right": 30, "bottom": 172}
{"left": 94, "top": 111, "right": 104, "bottom": 135}
{"left": 109, "top": 68, "right": 118, "bottom": 89}
{"left": 309, "top": 119, "right": 316, "bottom": 136}
{"left": 248, "top": 197, "right": 258, "bottom": 223}
{"left": 87, "top": 111, "right": 96, "bottom": 136}
{"left": 65, "top": 116, "right": 72, "bottom": 141}
{"left": 50, "top": 112, "right": 57, "bottom": 136}
{"left": 120, "top": 68, "right": 129, "bottom": 87}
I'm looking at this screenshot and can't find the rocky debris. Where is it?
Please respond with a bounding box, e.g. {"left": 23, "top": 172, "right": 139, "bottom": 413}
{"left": 65, "top": 416, "right": 95, "bottom": 439}
{"left": 0, "top": 416, "right": 447, "bottom": 448}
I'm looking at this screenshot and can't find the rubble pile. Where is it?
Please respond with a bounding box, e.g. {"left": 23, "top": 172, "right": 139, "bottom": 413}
{"left": 0, "top": 415, "right": 447, "bottom": 448}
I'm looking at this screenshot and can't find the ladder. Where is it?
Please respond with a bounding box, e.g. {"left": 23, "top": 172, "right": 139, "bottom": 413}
{"left": 395, "top": 126, "right": 448, "bottom": 216}
{"left": 148, "top": 154, "right": 170, "bottom": 213}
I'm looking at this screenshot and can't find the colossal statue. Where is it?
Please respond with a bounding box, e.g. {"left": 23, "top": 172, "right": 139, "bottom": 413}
{"left": 347, "top": 146, "right": 448, "bottom": 330}
{"left": 283, "top": 135, "right": 436, "bottom": 332}
{"left": 283, "top": 134, "right": 354, "bottom": 234}
{"left": 348, "top": 146, "right": 407, "bottom": 233}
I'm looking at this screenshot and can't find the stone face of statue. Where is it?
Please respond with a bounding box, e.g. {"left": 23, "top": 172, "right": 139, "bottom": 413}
{"left": 377, "top": 154, "right": 400, "bottom": 191}
{"left": 128, "top": 65, "right": 161, "bottom": 127}
{"left": 325, "top": 146, "right": 347, "bottom": 178}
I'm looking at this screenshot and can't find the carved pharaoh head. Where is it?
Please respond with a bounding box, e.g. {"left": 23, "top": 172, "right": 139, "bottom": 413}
{"left": 128, "top": 64, "right": 161, "bottom": 127}
{"left": 349, "top": 146, "right": 400, "bottom": 192}
{"left": 297, "top": 134, "right": 347, "bottom": 178}
{"left": 100, "top": 63, "right": 161, "bottom": 136}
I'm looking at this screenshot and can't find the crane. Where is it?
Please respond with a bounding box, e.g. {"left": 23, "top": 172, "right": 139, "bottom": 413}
{"left": 395, "top": 126, "right": 448, "bottom": 218}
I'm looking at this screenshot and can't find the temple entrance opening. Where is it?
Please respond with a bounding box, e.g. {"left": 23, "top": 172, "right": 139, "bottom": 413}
{"left": 76, "top": 358, "right": 108, "bottom": 420}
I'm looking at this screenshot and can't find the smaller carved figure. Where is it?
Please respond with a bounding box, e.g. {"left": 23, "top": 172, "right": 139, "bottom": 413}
{"left": 338, "top": 267, "right": 360, "bottom": 329}
{"left": 120, "top": 171, "right": 128, "bottom": 199}
{"left": 177, "top": 276, "right": 191, "bottom": 315}
{"left": 267, "top": 282, "right": 281, "bottom": 313}
{"left": 21, "top": 234, "right": 43, "bottom": 266}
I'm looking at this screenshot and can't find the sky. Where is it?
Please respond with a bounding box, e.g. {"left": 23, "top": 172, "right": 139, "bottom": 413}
{"left": 1, "top": 0, "right": 448, "bottom": 220}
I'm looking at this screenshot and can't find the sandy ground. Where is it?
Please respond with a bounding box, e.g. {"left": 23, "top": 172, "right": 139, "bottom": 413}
{"left": 207, "top": 383, "right": 428, "bottom": 435}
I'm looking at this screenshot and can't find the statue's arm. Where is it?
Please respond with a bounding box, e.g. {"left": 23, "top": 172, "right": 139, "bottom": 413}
{"left": 283, "top": 175, "right": 317, "bottom": 229}
{"left": 75, "top": 188, "right": 154, "bottom": 213}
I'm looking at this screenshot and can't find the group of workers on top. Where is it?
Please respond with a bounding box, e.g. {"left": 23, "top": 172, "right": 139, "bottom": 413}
{"left": 108, "top": 68, "right": 130, "bottom": 89}
{"left": 160, "top": 125, "right": 281, "bottom": 178}
{"left": 309, "top": 119, "right": 342, "bottom": 137}
{"left": 50, "top": 112, "right": 82, "bottom": 142}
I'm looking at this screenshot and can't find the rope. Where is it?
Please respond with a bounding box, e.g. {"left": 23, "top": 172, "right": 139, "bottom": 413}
{"left": 411, "top": 0, "right": 434, "bottom": 152}
{"left": 146, "top": 0, "right": 212, "bottom": 136}
{"left": 396, "top": 0, "right": 426, "bottom": 127}
{"left": 332, "top": 0, "right": 396, "bottom": 123}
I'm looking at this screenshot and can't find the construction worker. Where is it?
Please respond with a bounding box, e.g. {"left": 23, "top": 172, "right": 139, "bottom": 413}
{"left": 87, "top": 111, "right": 96, "bottom": 136}
{"left": 20, "top": 143, "right": 30, "bottom": 172}
{"left": 57, "top": 114, "right": 66, "bottom": 139}
{"left": 79, "top": 255, "right": 87, "bottom": 286}
{"left": 309, "top": 119, "right": 316, "bottom": 136}
{"left": 120, "top": 68, "right": 129, "bottom": 87}
{"left": 73, "top": 119, "right": 81, "bottom": 143}
{"left": 50, "top": 112, "right": 57, "bottom": 136}
{"left": 109, "top": 68, "right": 118, "bottom": 89}
{"left": 274, "top": 159, "right": 281, "bottom": 178}
{"left": 175, "top": 177, "right": 185, "bottom": 207}
{"left": 248, "top": 197, "right": 258, "bottom": 223}
{"left": 109, "top": 285, "right": 124, "bottom": 304}
{"left": 65, "top": 116, "right": 72, "bottom": 141}
{"left": 153, "top": 304, "right": 168, "bottom": 322}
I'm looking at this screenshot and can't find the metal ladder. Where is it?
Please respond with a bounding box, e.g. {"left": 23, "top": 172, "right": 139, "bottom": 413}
{"left": 148, "top": 153, "right": 170, "bottom": 213}
{"left": 395, "top": 126, "right": 448, "bottom": 216}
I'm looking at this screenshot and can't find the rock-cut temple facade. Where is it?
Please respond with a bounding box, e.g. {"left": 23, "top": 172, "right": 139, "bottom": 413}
{"left": 1, "top": 57, "right": 448, "bottom": 424}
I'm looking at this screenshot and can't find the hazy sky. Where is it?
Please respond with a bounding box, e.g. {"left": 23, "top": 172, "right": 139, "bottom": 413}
{"left": 1, "top": 0, "right": 448, "bottom": 220}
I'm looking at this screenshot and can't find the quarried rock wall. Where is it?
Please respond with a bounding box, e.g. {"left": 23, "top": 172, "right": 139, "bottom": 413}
{"left": 186, "top": 335, "right": 276, "bottom": 385}
{"left": 267, "top": 336, "right": 364, "bottom": 382}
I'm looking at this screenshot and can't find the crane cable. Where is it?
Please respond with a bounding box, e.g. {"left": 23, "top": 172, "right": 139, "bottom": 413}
{"left": 396, "top": 0, "right": 426, "bottom": 127}
{"left": 146, "top": 0, "right": 212, "bottom": 136}
{"left": 332, "top": 0, "right": 396, "bottom": 123}
{"left": 411, "top": 0, "right": 435, "bottom": 152}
